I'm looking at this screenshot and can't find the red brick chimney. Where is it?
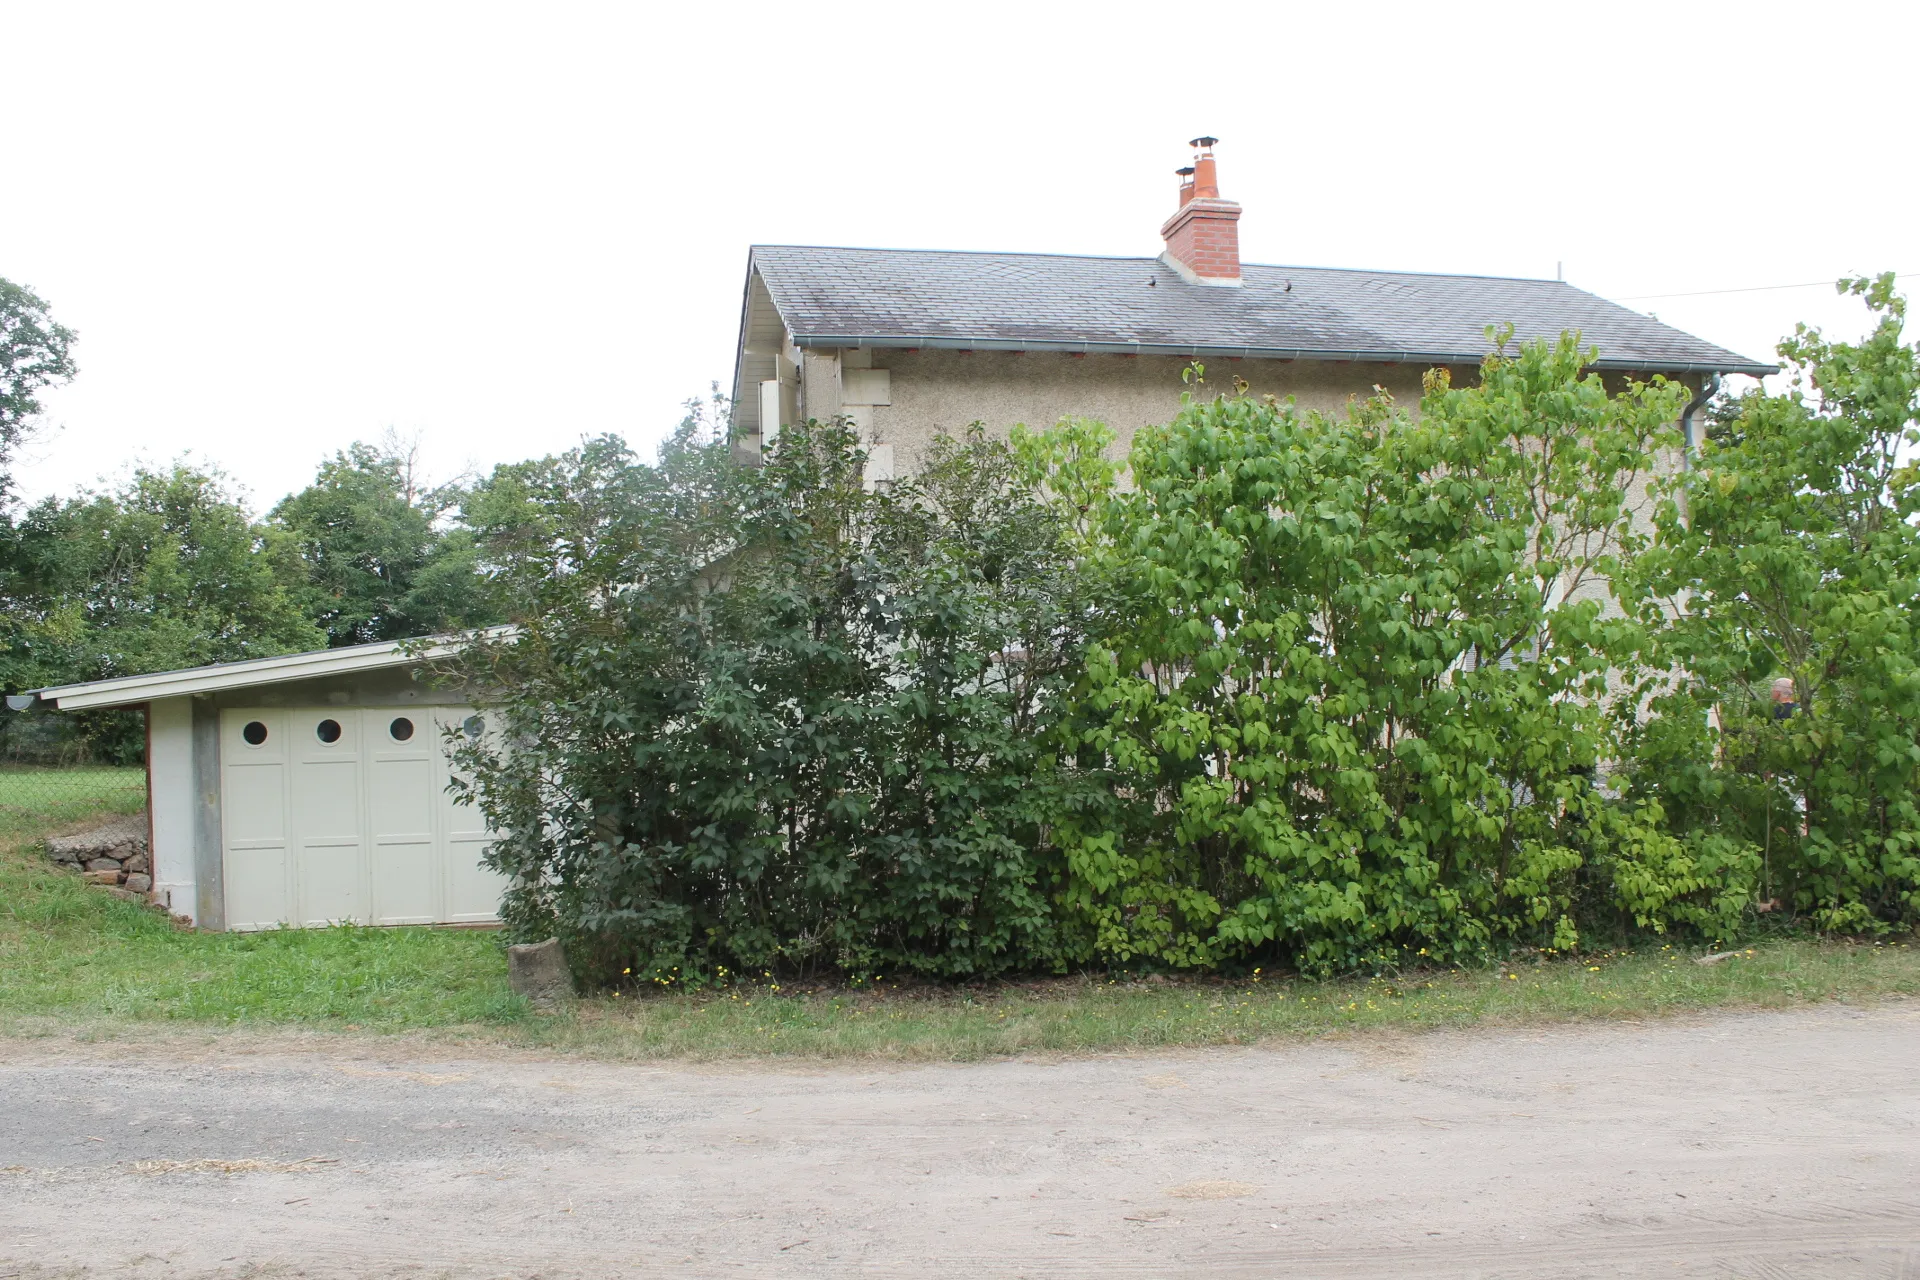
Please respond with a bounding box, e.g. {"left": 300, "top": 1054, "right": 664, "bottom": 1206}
{"left": 1159, "top": 136, "right": 1241, "bottom": 287}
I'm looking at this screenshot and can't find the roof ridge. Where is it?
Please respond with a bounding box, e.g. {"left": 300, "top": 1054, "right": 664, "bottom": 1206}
{"left": 750, "top": 244, "right": 1567, "bottom": 287}
{"left": 752, "top": 244, "right": 1163, "bottom": 265}
{"left": 1257, "top": 263, "right": 1564, "bottom": 286}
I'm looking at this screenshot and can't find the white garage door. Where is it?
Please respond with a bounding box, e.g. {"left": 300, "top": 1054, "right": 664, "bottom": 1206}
{"left": 220, "top": 706, "right": 508, "bottom": 931}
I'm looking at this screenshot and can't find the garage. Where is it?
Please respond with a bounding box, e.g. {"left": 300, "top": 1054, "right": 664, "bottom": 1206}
{"left": 26, "top": 637, "right": 508, "bottom": 931}
{"left": 220, "top": 705, "right": 503, "bottom": 931}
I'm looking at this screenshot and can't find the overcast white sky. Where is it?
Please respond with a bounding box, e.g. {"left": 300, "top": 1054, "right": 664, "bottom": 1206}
{"left": 3, "top": 0, "right": 1913, "bottom": 510}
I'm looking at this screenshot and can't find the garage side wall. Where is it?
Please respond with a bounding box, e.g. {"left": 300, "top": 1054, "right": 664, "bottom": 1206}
{"left": 146, "top": 696, "right": 197, "bottom": 923}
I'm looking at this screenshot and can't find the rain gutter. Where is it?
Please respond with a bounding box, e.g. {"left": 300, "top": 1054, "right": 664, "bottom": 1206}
{"left": 789, "top": 333, "right": 1778, "bottom": 378}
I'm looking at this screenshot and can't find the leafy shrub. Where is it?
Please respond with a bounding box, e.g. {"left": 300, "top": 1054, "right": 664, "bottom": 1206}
{"left": 450, "top": 414, "right": 1093, "bottom": 984}
{"left": 1578, "top": 800, "right": 1756, "bottom": 941}
{"left": 1037, "top": 339, "right": 1689, "bottom": 973}
{"left": 1623, "top": 273, "right": 1920, "bottom": 933}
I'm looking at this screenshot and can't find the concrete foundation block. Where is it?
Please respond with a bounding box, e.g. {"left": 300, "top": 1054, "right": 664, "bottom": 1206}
{"left": 507, "top": 938, "right": 574, "bottom": 1006}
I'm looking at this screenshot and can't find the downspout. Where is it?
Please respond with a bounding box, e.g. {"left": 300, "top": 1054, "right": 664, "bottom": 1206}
{"left": 1678, "top": 372, "right": 1722, "bottom": 467}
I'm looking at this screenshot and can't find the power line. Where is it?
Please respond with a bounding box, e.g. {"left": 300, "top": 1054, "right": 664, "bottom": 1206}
{"left": 1609, "top": 273, "right": 1911, "bottom": 303}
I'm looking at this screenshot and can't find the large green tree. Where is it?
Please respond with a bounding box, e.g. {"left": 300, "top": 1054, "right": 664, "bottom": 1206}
{"left": 271, "top": 435, "right": 496, "bottom": 646}
{"left": 0, "top": 275, "right": 78, "bottom": 700}
{"left": 2, "top": 464, "right": 324, "bottom": 757}
{"left": 0, "top": 277, "right": 77, "bottom": 499}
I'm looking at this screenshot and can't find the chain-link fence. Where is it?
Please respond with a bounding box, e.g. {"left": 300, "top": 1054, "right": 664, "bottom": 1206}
{"left": 0, "top": 765, "right": 147, "bottom": 844}
{"left": 0, "top": 706, "right": 149, "bottom": 844}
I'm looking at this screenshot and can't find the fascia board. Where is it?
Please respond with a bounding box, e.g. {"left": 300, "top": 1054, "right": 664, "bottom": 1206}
{"left": 787, "top": 333, "right": 1777, "bottom": 377}
{"left": 730, "top": 258, "right": 763, "bottom": 431}
{"left": 35, "top": 630, "right": 512, "bottom": 711}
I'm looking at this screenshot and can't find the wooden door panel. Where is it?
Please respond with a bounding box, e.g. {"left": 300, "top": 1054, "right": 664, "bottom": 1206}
{"left": 221, "top": 710, "right": 291, "bottom": 931}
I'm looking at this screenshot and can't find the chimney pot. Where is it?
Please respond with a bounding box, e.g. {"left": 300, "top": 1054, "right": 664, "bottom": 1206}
{"left": 1160, "top": 138, "right": 1241, "bottom": 287}
{"left": 1191, "top": 153, "right": 1219, "bottom": 199}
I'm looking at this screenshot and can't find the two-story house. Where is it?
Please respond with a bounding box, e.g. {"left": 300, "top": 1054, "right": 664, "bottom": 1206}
{"left": 730, "top": 139, "right": 1771, "bottom": 480}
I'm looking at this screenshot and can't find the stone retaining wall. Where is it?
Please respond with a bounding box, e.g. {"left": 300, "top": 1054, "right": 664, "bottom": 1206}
{"left": 45, "top": 814, "right": 152, "bottom": 896}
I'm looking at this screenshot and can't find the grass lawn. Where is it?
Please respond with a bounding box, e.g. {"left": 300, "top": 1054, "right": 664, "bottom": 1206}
{"left": 2, "top": 771, "right": 1915, "bottom": 1061}
{"left": 0, "top": 767, "right": 524, "bottom": 1032}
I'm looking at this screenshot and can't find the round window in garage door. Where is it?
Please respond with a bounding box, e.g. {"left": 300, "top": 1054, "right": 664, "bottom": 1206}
{"left": 388, "top": 717, "right": 415, "bottom": 742}
{"left": 315, "top": 718, "right": 343, "bottom": 744}
{"left": 241, "top": 720, "right": 269, "bottom": 746}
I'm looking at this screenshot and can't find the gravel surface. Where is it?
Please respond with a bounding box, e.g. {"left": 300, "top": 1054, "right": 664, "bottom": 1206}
{"left": 3, "top": 1003, "right": 1917, "bottom": 1278}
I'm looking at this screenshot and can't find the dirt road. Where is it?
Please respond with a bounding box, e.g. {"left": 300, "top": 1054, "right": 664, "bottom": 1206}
{"left": 3, "top": 1004, "right": 1917, "bottom": 1278}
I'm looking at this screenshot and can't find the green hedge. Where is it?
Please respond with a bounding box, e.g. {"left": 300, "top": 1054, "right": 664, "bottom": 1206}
{"left": 452, "top": 279, "right": 1920, "bottom": 984}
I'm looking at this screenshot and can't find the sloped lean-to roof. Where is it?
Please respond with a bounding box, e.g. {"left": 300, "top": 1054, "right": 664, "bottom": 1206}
{"left": 732, "top": 246, "right": 1775, "bottom": 424}
{"left": 22, "top": 631, "right": 507, "bottom": 711}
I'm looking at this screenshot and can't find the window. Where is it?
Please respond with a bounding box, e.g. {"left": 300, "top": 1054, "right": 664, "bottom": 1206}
{"left": 315, "top": 718, "right": 343, "bottom": 744}
{"left": 389, "top": 717, "right": 415, "bottom": 742}
{"left": 242, "top": 721, "right": 269, "bottom": 746}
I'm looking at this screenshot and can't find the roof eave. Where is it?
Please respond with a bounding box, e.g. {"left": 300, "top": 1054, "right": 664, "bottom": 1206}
{"left": 788, "top": 333, "right": 1776, "bottom": 376}
{"left": 728, "top": 255, "right": 762, "bottom": 432}
{"left": 28, "top": 628, "right": 512, "bottom": 711}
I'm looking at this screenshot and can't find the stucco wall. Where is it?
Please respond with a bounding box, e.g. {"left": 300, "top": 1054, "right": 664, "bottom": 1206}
{"left": 784, "top": 349, "right": 1693, "bottom": 607}
{"left": 859, "top": 349, "right": 1434, "bottom": 474}
{"left": 827, "top": 346, "right": 1692, "bottom": 630}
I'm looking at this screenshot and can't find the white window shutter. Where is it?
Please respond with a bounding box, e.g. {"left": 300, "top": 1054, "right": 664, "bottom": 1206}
{"left": 759, "top": 380, "right": 783, "bottom": 446}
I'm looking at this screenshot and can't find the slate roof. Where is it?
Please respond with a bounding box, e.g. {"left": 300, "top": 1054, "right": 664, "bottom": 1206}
{"left": 747, "top": 245, "right": 1774, "bottom": 375}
